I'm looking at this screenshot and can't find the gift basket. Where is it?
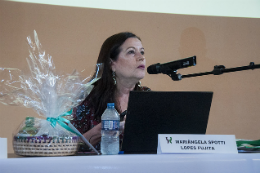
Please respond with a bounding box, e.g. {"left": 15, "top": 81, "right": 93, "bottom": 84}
{"left": 0, "top": 31, "right": 102, "bottom": 156}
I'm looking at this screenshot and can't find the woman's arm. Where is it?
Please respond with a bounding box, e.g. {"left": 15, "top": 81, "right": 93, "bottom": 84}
{"left": 82, "top": 123, "right": 102, "bottom": 146}
{"left": 70, "top": 101, "right": 102, "bottom": 147}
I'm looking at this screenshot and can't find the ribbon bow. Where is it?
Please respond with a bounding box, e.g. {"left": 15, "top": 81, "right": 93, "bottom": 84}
{"left": 46, "top": 109, "right": 100, "bottom": 154}
{"left": 46, "top": 109, "right": 81, "bottom": 136}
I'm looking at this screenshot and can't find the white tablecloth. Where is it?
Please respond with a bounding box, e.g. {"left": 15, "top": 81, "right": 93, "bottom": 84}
{"left": 1, "top": 153, "right": 260, "bottom": 173}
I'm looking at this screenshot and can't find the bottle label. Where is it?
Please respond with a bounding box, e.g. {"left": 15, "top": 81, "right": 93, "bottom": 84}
{"left": 102, "top": 120, "right": 119, "bottom": 130}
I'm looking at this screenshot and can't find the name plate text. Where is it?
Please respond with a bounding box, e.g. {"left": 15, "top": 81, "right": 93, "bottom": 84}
{"left": 157, "top": 134, "right": 238, "bottom": 154}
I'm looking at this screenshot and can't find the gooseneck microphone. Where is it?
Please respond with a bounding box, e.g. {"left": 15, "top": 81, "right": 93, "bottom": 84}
{"left": 147, "top": 56, "right": 196, "bottom": 74}
{"left": 147, "top": 56, "right": 260, "bottom": 81}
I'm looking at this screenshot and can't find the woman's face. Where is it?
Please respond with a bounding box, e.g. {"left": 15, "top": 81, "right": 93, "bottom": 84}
{"left": 111, "top": 37, "right": 146, "bottom": 82}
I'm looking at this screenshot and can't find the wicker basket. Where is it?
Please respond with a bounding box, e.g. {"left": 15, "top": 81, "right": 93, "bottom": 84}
{"left": 13, "top": 136, "right": 79, "bottom": 156}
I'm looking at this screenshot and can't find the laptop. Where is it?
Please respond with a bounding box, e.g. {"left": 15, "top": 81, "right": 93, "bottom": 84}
{"left": 121, "top": 91, "right": 213, "bottom": 154}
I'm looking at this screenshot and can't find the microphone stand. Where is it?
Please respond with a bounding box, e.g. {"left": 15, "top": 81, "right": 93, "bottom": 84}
{"left": 168, "top": 62, "right": 260, "bottom": 81}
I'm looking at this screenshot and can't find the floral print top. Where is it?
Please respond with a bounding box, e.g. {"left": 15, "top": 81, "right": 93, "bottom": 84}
{"left": 70, "top": 86, "right": 151, "bottom": 152}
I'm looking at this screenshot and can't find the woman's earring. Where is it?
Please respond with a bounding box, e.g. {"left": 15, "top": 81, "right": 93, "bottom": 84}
{"left": 138, "top": 81, "right": 141, "bottom": 87}
{"left": 112, "top": 71, "right": 116, "bottom": 85}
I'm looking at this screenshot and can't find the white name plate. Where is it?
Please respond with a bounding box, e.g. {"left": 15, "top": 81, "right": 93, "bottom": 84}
{"left": 0, "top": 138, "right": 7, "bottom": 159}
{"left": 157, "top": 134, "right": 238, "bottom": 154}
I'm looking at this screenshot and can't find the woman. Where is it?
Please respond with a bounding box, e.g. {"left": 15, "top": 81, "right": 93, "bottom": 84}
{"left": 70, "top": 32, "right": 150, "bottom": 151}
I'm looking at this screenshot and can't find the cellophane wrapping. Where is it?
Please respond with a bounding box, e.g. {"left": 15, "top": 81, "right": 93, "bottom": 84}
{"left": 0, "top": 30, "right": 102, "bottom": 156}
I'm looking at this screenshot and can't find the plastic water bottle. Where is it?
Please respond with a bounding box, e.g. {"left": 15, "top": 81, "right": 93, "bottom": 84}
{"left": 101, "top": 103, "right": 120, "bottom": 155}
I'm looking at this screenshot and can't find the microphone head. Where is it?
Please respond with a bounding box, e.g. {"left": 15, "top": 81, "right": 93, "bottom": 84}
{"left": 147, "top": 63, "right": 160, "bottom": 74}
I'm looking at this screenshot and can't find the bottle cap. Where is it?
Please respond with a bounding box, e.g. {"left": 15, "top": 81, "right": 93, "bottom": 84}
{"left": 25, "top": 117, "right": 35, "bottom": 126}
{"left": 107, "top": 103, "right": 115, "bottom": 107}
{"left": 25, "top": 117, "right": 34, "bottom": 121}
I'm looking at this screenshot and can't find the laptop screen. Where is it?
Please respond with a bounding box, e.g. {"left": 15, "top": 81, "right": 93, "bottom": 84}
{"left": 121, "top": 91, "right": 213, "bottom": 154}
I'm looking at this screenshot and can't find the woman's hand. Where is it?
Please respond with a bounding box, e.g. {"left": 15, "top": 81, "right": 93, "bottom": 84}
{"left": 82, "top": 123, "right": 102, "bottom": 146}
{"left": 82, "top": 114, "right": 126, "bottom": 145}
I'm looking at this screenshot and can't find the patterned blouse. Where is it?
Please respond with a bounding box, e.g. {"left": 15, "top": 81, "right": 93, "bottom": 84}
{"left": 70, "top": 86, "right": 151, "bottom": 152}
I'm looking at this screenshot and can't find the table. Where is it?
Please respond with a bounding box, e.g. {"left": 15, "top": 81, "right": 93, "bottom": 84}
{"left": 1, "top": 153, "right": 260, "bottom": 173}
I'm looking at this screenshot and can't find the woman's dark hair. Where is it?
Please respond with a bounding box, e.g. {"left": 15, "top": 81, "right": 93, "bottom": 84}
{"left": 88, "top": 32, "right": 142, "bottom": 120}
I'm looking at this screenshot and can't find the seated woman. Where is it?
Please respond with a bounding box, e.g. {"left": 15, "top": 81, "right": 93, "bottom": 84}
{"left": 70, "top": 32, "right": 150, "bottom": 151}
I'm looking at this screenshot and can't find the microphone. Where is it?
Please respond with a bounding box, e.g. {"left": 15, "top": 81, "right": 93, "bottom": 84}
{"left": 147, "top": 56, "right": 196, "bottom": 74}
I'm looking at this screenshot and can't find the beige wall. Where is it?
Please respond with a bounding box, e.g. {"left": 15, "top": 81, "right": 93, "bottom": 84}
{"left": 1, "top": 1, "right": 260, "bottom": 153}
